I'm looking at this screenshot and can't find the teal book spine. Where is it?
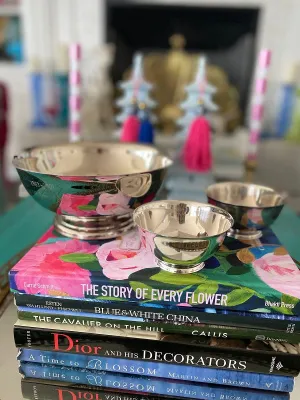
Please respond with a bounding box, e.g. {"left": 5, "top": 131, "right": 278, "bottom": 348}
{"left": 53, "top": 73, "right": 68, "bottom": 127}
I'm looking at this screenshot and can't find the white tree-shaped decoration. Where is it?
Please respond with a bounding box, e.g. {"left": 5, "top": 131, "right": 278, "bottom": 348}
{"left": 115, "top": 53, "right": 156, "bottom": 125}
{"left": 177, "top": 57, "right": 218, "bottom": 137}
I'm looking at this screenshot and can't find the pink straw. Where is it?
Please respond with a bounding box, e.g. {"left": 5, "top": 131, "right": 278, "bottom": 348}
{"left": 69, "top": 44, "right": 82, "bottom": 143}
{"left": 247, "top": 49, "right": 272, "bottom": 161}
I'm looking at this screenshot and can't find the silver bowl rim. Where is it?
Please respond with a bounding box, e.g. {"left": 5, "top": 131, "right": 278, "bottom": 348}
{"left": 12, "top": 141, "right": 173, "bottom": 177}
{"left": 206, "top": 181, "right": 285, "bottom": 210}
{"left": 133, "top": 199, "right": 234, "bottom": 240}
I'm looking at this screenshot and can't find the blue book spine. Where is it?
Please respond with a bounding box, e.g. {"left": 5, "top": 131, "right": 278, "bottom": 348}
{"left": 20, "top": 362, "right": 289, "bottom": 400}
{"left": 18, "top": 349, "right": 294, "bottom": 392}
{"left": 30, "top": 72, "right": 47, "bottom": 128}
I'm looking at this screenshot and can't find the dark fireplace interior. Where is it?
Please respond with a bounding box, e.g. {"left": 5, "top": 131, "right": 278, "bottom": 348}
{"left": 106, "top": 2, "right": 260, "bottom": 117}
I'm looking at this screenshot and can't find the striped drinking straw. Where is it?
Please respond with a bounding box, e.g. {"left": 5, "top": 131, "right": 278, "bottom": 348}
{"left": 247, "top": 49, "right": 272, "bottom": 162}
{"left": 69, "top": 43, "right": 82, "bottom": 143}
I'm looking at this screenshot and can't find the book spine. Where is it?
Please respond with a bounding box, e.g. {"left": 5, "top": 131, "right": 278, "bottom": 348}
{"left": 19, "top": 362, "right": 289, "bottom": 400}
{"left": 21, "top": 379, "right": 167, "bottom": 400}
{"left": 18, "top": 348, "right": 294, "bottom": 392}
{"left": 17, "top": 308, "right": 300, "bottom": 343}
{"left": 14, "top": 293, "right": 300, "bottom": 333}
{"left": 9, "top": 270, "right": 285, "bottom": 314}
{"left": 14, "top": 326, "right": 300, "bottom": 376}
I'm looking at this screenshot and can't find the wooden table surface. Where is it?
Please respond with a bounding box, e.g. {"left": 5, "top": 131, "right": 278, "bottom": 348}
{"left": 0, "top": 198, "right": 300, "bottom": 399}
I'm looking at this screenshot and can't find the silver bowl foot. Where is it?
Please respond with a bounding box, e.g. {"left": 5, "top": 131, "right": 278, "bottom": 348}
{"left": 227, "top": 228, "right": 263, "bottom": 241}
{"left": 156, "top": 258, "right": 205, "bottom": 274}
{"left": 54, "top": 213, "right": 134, "bottom": 240}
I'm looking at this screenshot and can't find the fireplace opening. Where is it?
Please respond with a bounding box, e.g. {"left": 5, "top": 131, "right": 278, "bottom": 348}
{"left": 106, "top": 2, "right": 260, "bottom": 126}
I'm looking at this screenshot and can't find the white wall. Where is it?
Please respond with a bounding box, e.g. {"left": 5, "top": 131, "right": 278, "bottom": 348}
{"left": 5, "top": 0, "right": 106, "bottom": 179}
{"left": 21, "top": 0, "right": 105, "bottom": 66}
{"left": 256, "top": 0, "right": 300, "bottom": 131}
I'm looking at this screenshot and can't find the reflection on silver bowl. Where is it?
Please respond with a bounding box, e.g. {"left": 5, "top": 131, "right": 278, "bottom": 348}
{"left": 13, "top": 142, "right": 172, "bottom": 240}
{"left": 133, "top": 200, "right": 234, "bottom": 274}
{"left": 206, "top": 182, "right": 285, "bottom": 240}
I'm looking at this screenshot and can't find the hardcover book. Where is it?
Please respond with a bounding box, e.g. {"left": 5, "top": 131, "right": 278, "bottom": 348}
{"left": 0, "top": 196, "right": 53, "bottom": 289}
{"left": 9, "top": 226, "right": 300, "bottom": 314}
{"left": 21, "top": 379, "right": 180, "bottom": 400}
{"left": 14, "top": 319, "right": 300, "bottom": 376}
{"left": 17, "top": 306, "right": 300, "bottom": 343}
{"left": 18, "top": 348, "right": 295, "bottom": 392}
{"left": 14, "top": 293, "right": 300, "bottom": 333}
{"left": 19, "top": 362, "right": 289, "bottom": 400}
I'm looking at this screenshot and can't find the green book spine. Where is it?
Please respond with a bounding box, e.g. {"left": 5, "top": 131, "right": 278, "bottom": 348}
{"left": 18, "top": 309, "right": 300, "bottom": 343}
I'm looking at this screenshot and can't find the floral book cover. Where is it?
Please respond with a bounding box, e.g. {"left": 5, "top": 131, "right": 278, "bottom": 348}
{"left": 9, "top": 226, "right": 300, "bottom": 315}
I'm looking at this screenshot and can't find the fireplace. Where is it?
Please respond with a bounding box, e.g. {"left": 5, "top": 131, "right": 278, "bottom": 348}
{"left": 106, "top": 2, "right": 260, "bottom": 120}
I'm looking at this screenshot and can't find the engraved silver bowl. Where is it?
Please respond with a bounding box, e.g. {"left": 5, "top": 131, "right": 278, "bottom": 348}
{"left": 206, "top": 182, "right": 285, "bottom": 240}
{"left": 133, "top": 200, "right": 234, "bottom": 274}
{"left": 13, "top": 142, "right": 172, "bottom": 240}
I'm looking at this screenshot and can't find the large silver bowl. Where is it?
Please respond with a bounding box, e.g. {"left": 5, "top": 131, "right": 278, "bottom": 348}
{"left": 133, "top": 200, "right": 234, "bottom": 274}
{"left": 206, "top": 182, "right": 285, "bottom": 240}
{"left": 13, "top": 142, "right": 172, "bottom": 240}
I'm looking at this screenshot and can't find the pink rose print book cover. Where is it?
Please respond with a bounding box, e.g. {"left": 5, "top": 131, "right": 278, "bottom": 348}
{"left": 9, "top": 226, "right": 300, "bottom": 315}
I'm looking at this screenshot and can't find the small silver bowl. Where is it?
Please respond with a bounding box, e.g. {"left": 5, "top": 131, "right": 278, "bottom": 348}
{"left": 206, "top": 182, "right": 285, "bottom": 240}
{"left": 13, "top": 142, "right": 172, "bottom": 240}
{"left": 133, "top": 200, "right": 234, "bottom": 274}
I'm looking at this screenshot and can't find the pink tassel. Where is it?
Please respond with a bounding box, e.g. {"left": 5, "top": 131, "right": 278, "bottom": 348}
{"left": 183, "top": 116, "right": 212, "bottom": 172}
{"left": 120, "top": 115, "right": 140, "bottom": 142}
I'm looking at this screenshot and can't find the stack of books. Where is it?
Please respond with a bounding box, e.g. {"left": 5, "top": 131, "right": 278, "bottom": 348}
{"left": 9, "top": 224, "right": 300, "bottom": 400}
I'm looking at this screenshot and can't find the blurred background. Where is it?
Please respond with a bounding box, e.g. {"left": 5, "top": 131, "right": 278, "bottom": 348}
{"left": 1, "top": 0, "right": 300, "bottom": 214}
